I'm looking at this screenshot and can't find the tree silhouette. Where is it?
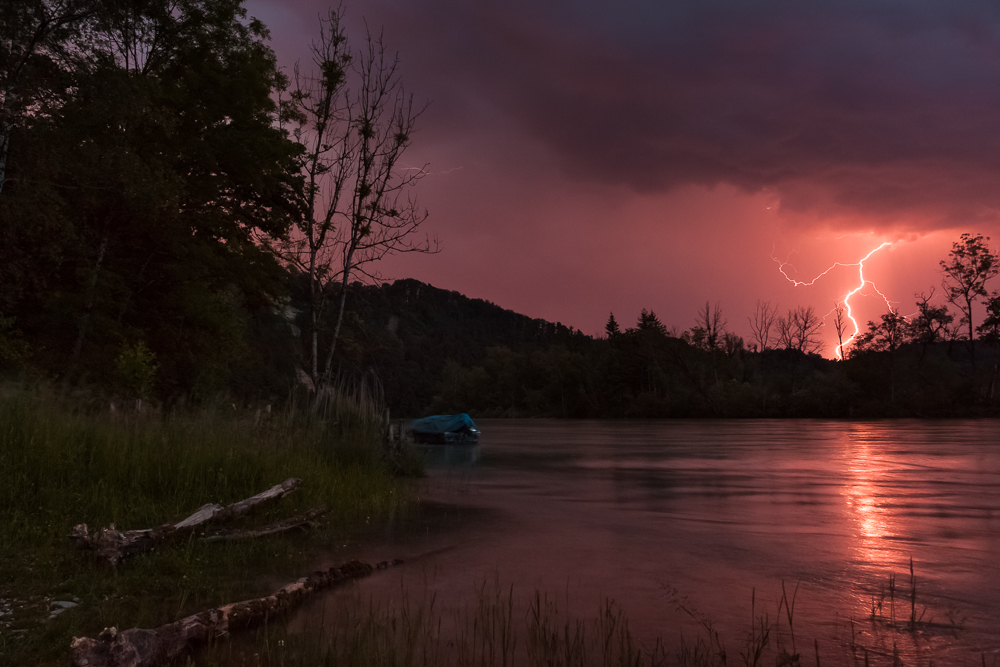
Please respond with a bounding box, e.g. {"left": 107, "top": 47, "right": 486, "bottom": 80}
{"left": 605, "top": 312, "right": 621, "bottom": 338}
{"left": 637, "top": 309, "right": 666, "bottom": 335}
{"left": 941, "top": 233, "right": 998, "bottom": 368}
{"left": 748, "top": 300, "right": 778, "bottom": 351}
{"left": 907, "top": 289, "right": 953, "bottom": 358}
{"left": 832, "top": 303, "right": 848, "bottom": 359}
{"left": 278, "top": 8, "right": 435, "bottom": 392}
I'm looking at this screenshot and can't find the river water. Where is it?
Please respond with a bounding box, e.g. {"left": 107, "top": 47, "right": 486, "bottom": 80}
{"left": 304, "top": 419, "right": 1000, "bottom": 665}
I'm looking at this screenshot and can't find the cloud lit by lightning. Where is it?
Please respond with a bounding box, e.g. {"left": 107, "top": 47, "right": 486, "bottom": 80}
{"left": 773, "top": 242, "right": 895, "bottom": 359}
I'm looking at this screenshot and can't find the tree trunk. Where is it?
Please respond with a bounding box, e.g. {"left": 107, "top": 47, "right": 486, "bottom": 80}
{"left": 200, "top": 505, "right": 327, "bottom": 542}
{"left": 69, "top": 559, "right": 402, "bottom": 667}
{"left": 0, "top": 93, "right": 12, "bottom": 196}
{"left": 71, "top": 235, "right": 109, "bottom": 363}
{"left": 320, "top": 268, "right": 352, "bottom": 392}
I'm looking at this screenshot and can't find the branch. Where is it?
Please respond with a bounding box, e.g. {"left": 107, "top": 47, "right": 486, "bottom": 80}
{"left": 69, "top": 558, "right": 404, "bottom": 667}
{"left": 200, "top": 505, "right": 328, "bottom": 542}
{"left": 69, "top": 478, "right": 301, "bottom": 565}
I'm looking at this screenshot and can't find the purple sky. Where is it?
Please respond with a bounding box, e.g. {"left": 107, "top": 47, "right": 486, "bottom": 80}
{"left": 247, "top": 0, "right": 1000, "bottom": 355}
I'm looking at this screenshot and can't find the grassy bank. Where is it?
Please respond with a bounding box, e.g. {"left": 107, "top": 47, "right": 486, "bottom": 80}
{"left": 0, "top": 384, "right": 416, "bottom": 666}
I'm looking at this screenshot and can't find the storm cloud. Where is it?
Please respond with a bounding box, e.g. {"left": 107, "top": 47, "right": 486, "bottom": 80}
{"left": 248, "top": 0, "right": 1000, "bottom": 341}
{"left": 358, "top": 0, "right": 1000, "bottom": 225}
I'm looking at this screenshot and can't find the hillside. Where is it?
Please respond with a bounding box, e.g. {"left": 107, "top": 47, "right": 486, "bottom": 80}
{"left": 333, "top": 279, "right": 591, "bottom": 416}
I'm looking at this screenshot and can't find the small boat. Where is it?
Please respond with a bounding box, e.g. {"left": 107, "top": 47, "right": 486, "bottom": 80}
{"left": 408, "top": 413, "right": 480, "bottom": 445}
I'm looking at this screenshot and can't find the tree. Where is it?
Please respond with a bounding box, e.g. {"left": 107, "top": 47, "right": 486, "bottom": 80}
{"left": 853, "top": 309, "right": 908, "bottom": 355}
{"left": 907, "top": 289, "right": 953, "bottom": 355}
{"left": 748, "top": 300, "right": 777, "bottom": 351}
{"left": 0, "top": 0, "right": 94, "bottom": 195}
{"left": 637, "top": 308, "right": 666, "bottom": 335}
{"left": 605, "top": 312, "right": 621, "bottom": 338}
{"left": 978, "top": 293, "right": 1000, "bottom": 344}
{"left": 684, "top": 301, "right": 724, "bottom": 351}
{"left": 851, "top": 308, "right": 908, "bottom": 403}
{"left": 776, "top": 306, "right": 822, "bottom": 354}
{"left": 940, "top": 233, "right": 999, "bottom": 367}
{"left": 280, "top": 8, "right": 434, "bottom": 392}
{"left": 832, "top": 303, "right": 848, "bottom": 359}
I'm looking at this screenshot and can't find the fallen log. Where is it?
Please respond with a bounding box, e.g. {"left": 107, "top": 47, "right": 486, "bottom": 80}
{"left": 200, "top": 505, "right": 328, "bottom": 542}
{"left": 70, "top": 558, "right": 403, "bottom": 667}
{"left": 70, "top": 478, "right": 301, "bottom": 565}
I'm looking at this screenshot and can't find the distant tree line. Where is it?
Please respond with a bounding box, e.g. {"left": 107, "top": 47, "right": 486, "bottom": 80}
{"left": 406, "top": 234, "right": 1000, "bottom": 418}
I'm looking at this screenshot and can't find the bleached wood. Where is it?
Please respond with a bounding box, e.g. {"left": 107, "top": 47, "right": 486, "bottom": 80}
{"left": 70, "top": 478, "right": 301, "bottom": 565}
{"left": 200, "top": 506, "right": 328, "bottom": 542}
{"left": 70, "top": 559, "right": 403, "bottom": 667}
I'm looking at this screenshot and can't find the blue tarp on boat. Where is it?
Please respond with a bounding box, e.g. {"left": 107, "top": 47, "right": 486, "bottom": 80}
{"left": 409, "top": 413, "right": 480, "bottom": 444}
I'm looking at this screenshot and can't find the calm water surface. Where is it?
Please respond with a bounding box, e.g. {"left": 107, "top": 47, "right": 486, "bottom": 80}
{"left": 306, "top": 420, "right": 1000, "bottom": 665}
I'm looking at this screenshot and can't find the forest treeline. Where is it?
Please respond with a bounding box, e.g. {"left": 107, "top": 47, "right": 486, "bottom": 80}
{"left": 4, "top": 3, "right": 1000, "bottom": 418}
{"left": 334, "top": 233, "right": 1000, "bottom": 419}
{"left": 332, "top": 275, "right": 1000, "bottom": 419}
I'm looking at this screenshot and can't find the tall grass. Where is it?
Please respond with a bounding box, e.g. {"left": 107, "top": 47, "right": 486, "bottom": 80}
{"left": 199, "top": 568, "right": 976, "bottom": 667}
{"left": 0, "top": 382, "right": 414, "bottom": 666}
{"left": 203, "top": 576, "right": 673, "bottom": 667}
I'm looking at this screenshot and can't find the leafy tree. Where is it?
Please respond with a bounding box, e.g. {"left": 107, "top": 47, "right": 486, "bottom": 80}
{"left": 978, "top": 293, "right": 1000, "bottom": 344}
{"left": 852, "top": 308, "right": 908, "bottom": 404}
{"left": 853, "top": 309, "right": 908, "bottom": 355}
{"left": 1, "top": 0, "right": 301, "bottom": 394}
{"left": 0, "top": 0, "right": 94, "bottom": 195}
{"left": 907, "top": 290, "right": 953, "bottom": 354}
{"left": 941, "top": 233, "right": 999, "bottom": 367}
{"left": 278, "top": 8, "right": 433, "bottom": 393}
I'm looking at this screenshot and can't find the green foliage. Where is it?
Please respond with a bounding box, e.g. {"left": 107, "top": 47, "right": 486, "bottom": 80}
{"left": 114, "top": 340, "right": 159, "bottom": 399}
{"left": 0, "top": 312, "right": 29, "bottom": 370}
{"left": 0, "top": 0, "right": 301, "bottom": 397}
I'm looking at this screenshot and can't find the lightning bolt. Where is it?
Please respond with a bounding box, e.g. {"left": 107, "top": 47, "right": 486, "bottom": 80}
{"left": 773, "top": 242, "right": 894, "bottom": 360}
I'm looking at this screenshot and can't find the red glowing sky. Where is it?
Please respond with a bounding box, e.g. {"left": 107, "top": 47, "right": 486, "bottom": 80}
{"left": 246, "top": 0, "right": 1000, "bottom": 357}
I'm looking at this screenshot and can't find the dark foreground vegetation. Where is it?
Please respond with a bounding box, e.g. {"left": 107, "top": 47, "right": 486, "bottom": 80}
{"left": 0, "top": 384, "right": 415, "bottom": 666}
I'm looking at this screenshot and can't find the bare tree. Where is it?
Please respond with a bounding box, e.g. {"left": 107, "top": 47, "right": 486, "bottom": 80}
{"left": 279, "top": 9, "right": 436, "bottom": 391}
{"left": 792, "top": 305, "right": 823, "bottom": 354}
{"left": 695, "top": 301, "right": 726, "bottom": 351}
{"left": 748, "top": 300, "right": 778, "bottom": 351}
{"left": 832, "top": 303, "right": 848, "bottom": 359}
{"left": 775, "top": 313, "right": 794, "bottom": 350}
{"left": 777, "top": 306, "right": 823, "bottom": 354}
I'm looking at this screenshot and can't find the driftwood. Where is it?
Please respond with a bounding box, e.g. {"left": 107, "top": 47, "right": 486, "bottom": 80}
{"left": 70, "top": 558, "right": 403, "bottom": 667}
{"left": 70, "top": 478, "right": 301, "bottom": 565}
{"left": 200, "top": 505, "right": 328, "bottom": 542}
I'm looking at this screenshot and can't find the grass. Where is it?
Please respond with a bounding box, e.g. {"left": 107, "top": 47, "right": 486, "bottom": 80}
{"left": 0, "top": 382, "right": 418, "bottom": 666}
{"left": 199, "top": 575, "right": 675, "bottom": 667}
{"left": 196, "top": 565, "right": 981, "bottom": 667}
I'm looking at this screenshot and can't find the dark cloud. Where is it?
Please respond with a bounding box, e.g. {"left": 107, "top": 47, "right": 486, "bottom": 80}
{"left": 353, "top": 0, "right": 1000, "bottom": 225}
